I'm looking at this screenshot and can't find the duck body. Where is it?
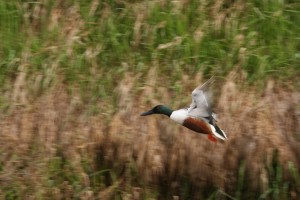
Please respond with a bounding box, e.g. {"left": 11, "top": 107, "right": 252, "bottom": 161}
{"left": 171, "top": 109, "right": 211, "bottom": 134}
{"left": 141, "top": 77, "right": 227, "bottom": 142}
{"left": 170, "top": 109, "right": 226, "bottom": 142}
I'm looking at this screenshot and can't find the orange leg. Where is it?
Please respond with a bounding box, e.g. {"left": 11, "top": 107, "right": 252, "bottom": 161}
{"left": 208, "top": 133, "right": 217, "bottom": 142}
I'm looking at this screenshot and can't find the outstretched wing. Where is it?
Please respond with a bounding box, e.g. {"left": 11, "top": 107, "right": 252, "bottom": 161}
{"left": 186, "top": 76, "right": 227, "bottom": 140}
{"left": 187, "top": 76, "right": 215, "bottom": 119}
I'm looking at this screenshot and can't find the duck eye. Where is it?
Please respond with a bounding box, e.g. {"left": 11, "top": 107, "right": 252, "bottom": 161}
{"left": 154, "top": 105, "right": 161, "bottom": 111}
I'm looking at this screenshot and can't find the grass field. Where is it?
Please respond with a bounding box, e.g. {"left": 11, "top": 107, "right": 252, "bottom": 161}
{"left": 0, "top": 0, "right": 300, "bottom": 199}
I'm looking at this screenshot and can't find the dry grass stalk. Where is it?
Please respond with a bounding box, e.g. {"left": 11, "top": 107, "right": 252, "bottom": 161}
{"left": 0, "top": 72, "right": 299, "bottom": 198}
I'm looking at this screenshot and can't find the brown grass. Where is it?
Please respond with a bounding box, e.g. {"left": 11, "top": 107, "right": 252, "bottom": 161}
{"left": 0, "top": 68, "right": 299, "bottom": 199}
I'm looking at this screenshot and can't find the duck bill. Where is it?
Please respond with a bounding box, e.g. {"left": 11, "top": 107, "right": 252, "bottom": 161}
{"left": 140, "top": 110, "right": 154, "bottom": 116}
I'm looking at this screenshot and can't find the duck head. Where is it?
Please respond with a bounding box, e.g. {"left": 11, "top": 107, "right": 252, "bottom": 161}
{"left": 141, "top": 105, "right": 173, "bottom": 117}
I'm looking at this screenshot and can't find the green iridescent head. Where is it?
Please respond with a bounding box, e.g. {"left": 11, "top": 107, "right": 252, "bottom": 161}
{"left": 140, "top": 105, "right": 173, "bottom": 117}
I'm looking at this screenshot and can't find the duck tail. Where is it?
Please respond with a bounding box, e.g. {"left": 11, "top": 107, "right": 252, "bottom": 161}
{"left": 215, "top": 124, "right": 227, "bottom": 139}
{"left": 209, "top": 124, "right": 227, "bottom": 141}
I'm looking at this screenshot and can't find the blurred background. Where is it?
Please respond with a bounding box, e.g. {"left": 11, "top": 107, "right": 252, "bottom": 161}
{"left": 0, "top": 0, "right": 299, "bottom": 199}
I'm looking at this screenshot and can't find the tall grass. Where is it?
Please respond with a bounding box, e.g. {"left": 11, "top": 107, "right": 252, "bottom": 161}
{"left": 0, "top": 0, "right": 299, "bottom": 199}
{"left": 0, "top": 1, "right": 299, "bottom": 105}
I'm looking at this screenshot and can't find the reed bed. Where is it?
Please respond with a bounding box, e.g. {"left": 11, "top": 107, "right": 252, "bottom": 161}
{"left": 0, "top": 73, "right": 299, "bottom": 199}
{"left": 0, "top": 0, "right": 299, "bottom": 199}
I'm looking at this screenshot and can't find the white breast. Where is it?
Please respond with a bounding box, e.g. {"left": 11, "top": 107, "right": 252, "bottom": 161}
{"left": 170, "top": 109, "right": 188, "bottom": 124}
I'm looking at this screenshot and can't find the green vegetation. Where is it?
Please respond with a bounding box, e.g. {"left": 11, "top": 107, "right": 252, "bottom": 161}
{"left": 0, "top": 1, "right": 299, "bottom": 109}
{"left": 0, "top": 0, "right": 299, "bottom": 199}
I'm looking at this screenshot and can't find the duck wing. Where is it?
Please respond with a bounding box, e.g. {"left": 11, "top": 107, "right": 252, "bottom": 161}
{"left": 187, "top": 76, "right": 227, "bottom": 140}
{"left": 187, "top": 76, "right": 215, "bottom": 120}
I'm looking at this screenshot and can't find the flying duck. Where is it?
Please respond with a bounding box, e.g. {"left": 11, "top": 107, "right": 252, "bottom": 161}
{"left": 141, "top": 77, "right": 227, "bottom": 142}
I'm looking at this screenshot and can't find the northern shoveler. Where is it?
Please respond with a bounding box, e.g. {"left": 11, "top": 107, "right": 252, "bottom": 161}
{"left": 141, "top": 77, "right": 227, "bottom": 142}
